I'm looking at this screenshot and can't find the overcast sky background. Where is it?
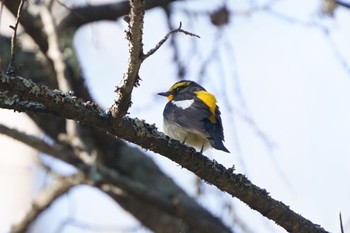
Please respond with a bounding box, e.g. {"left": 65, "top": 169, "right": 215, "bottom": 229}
{"left": 2, "top": 0, "right": 350, "bottom": 232}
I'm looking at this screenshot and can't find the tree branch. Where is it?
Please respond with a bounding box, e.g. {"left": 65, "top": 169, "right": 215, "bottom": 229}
{"left": 3, "top": 0, "right": 49, "bottom": 55}
{"left": 0, "top": 72, "right": 330, "bottom": 233}
{"left": 11, "top": 173, "right": 87, "bottom": 233}
{"left": 339, "top": 212, "right": 344, "bottom": 233}
{"left": 0, "top": 119, "right": 232, "bottom": 233}
{"left": 97, "top": 165, "right": 232, "bottom": 233}
{"left": 3, "top": 0, "right": 178, "bottom": 59}
{"left": 57, "top": 0, "right": 177, "bottom": 31}
{"left": 337, "top": 0, "right": 350, "bottom": 9}
{"left": 40, "top": 4, "right": 71, "bottom": 92}
{"left": 142, "top": 22, "right": 200, "bottom": 60}
{"left": 0, "top": 123, "right": 83, "bottom": 167}
{"left": 110, "top": 3, "right": 200, "bottom": 118}
{"left": 110, "top": 0, "right": 145, "bottom": 118}
{"left": 6, "top": 0, "right": 26, "bottom": 75}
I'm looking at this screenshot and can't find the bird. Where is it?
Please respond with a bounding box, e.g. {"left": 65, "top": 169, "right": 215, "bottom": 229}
{"left": 158, "top": 80, "right": 229, "bottom": 153}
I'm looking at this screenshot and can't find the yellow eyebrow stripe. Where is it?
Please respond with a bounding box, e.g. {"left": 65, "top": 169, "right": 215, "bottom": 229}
{"left": 195, "top": 90, "right": 217, "bottom": 123}
{"left": 169, "top": 81, "right": 190, "bottom": 92}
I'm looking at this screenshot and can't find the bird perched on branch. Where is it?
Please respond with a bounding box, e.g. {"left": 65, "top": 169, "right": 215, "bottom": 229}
{"left": 158, "top": 80, "right": 229, "bottom": 153}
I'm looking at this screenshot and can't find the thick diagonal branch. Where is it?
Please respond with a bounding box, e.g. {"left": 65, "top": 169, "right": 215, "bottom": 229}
{"left": 0, "top": 72, "right": 330, "bottom": 233}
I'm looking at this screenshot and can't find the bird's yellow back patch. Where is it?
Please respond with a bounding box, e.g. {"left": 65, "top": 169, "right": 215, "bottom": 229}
{"left": 169, "top": 81, "right": 190, "bottom": 92}
{"left": 195, "top": 90, "right": 217, "bottom": 123}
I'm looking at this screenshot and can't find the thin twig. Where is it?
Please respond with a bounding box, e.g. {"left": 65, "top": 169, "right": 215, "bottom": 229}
{"left": 6, "top": 0, "right": 27, "bottom": 75}
{"left": 339, "top": 212, "right": 344, "bottom": 233}
{"left": 163, "top": 8, "right": 186, "bottom": 78}
{"left": 0, "top": 0, "right": 5, "bottom": 69}
{"left": 337, "top": 0, "right": 350, "bottom": 9}
{"left": 11, "top": 173, "right": 87, "bottom": 233}
{"left": 143, "top": 22, "right": 200, "bottom": 60}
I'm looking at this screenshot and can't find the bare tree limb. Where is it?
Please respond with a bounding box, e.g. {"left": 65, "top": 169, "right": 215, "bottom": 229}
{"left": 0, "top": 72, "right": 330, "bottom": 233}
{"left": 143, "top": 22, "right": 200, "bottom": 60}
{"left": 336, "top": 0, "right": 350, "bottom": 9}
{"left": 97, "top": 165, "right": 233, "bottom": 233}
{"left": 3, "top": 0, "right": 49, "bottom": 55}
{"left": 11, "top": 173, "right": 87, "bottom": 233}
{"left": 110, "top": 3, "right": 200, "bottom": 118}
{"left": 0, "top": 120, "right": 233, "bottom": 233}
{"left": 162, "top": 5, "right": 186, "bottom": 79}
{"left": 57, "top": 0, "right": 178, "bottom": 30}
{"left": 3, "top": 0, "right": 178, "bottom": 58}
{"left": 0, "top": 123, "right": 83, "bottom": 166}
{"left": 6, "top": 0, "right": 26, "bottom": 75}
{"left": 339, "top": 212, "right": 344, "bottom": 233}
{"left": 39, "top": 3, "right": 94, "bottom": 165}
{"left": 110, "top": 0, "right": 145, "bottom": 118}
{"left": 40, "top": 4, "right": 70, "bottom": 92}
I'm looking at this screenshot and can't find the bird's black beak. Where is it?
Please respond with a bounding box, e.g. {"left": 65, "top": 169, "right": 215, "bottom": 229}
{"left": 157, "top": 91, "right": 170, "bottom": 97}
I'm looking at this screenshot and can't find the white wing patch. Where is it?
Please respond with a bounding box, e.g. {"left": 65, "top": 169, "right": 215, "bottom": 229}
{"left": 172, "top": 99, "right": 194, "bottom": 109}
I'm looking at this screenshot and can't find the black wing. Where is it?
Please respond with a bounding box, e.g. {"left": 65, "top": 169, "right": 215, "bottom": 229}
{"left": 203, "top": 106, "right": 229, "bottom": 152}
{"left": 164, "top": 99, "right": 228, "bottom": 150}
{"left": 163, "top": 100, "right": 211, "bottom": 137}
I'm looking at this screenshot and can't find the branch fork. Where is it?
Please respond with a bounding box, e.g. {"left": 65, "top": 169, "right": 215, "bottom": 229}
{"left": 111, "top": 1, "right": 200, "bottom": 120}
